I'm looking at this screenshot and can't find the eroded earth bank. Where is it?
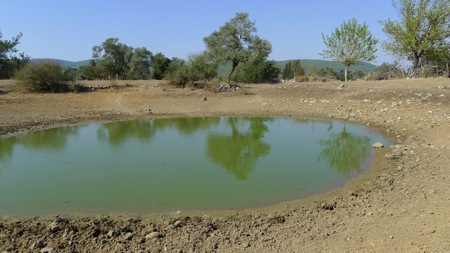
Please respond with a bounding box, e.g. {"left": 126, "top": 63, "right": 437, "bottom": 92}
{"left": 0, "top": 78, "right": 449, "bottom": 252}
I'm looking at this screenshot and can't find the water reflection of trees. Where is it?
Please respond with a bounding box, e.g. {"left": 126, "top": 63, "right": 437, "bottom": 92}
{"left": 207, "top": 117, "right": 271, "bottom": 180}
{"left": 153, "top": 117, "right": 220, "bottom": 134}
{"left": 318, "top": 124, "right": 370, "bottom": 175}
{"left": 97, "top": 120, "right": 157, "bottom": 146}
{"left": 96, "top": 118, "right": 221, "bottom": 146}
{"left": 0, "top": 126, "right": 79, "bottom": 164}
{"left": 0, "top": 138, "right": 15, "bottom": 163}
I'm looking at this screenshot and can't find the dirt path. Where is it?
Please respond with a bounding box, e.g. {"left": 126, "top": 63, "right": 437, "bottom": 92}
{"left": 0, "top": 78, "right": 449, "bottom": 252}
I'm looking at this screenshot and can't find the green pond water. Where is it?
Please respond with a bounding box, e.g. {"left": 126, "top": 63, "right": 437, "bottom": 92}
{"left": 0, "top": 117, "right": 389, "bottom": 215}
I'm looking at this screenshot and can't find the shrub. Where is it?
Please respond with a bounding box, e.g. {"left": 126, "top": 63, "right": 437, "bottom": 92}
{"left": 366, "top": 62, "right": 404, "bottom": 80}
{"left": 295, "top": 75, "right": 309, "bottom": 82}
{"left": 15, "top": 61, "right": 73, "bottom": 92}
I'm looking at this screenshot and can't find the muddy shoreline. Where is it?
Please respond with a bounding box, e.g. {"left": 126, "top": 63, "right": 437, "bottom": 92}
{"left": 0, "top": 79, "right": 449, "bottom": 252}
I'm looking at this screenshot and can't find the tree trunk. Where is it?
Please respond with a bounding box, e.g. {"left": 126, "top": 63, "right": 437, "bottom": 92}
{"left": 228, "top": 60, "right": 239, "bottom": 82}
{"left": 344, "top": 65, "right": 348, "bottom": 82}
{"left": 410, "top": 53, "right": 421, "bottom": 78}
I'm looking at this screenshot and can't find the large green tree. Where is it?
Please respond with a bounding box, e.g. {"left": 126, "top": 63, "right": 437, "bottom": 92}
{"left": 0, "top": 30, "right": 29, "bottom": 79}
{"left": 381, "top": 0, "right": 450, "bottom": 76}
{"left": 92, "top": 38, "right": 153, "bottom": 80}
{"left": 92, "top": 38, "right": 132, "bottom": 79}
{"left": 129, "top": 47, "right": 153, "bottom": 80}
{"left": 321, "top": 18, "right": 378, "bottom": 82}
{"left": 151, "top": 52, "right": 171, "bottom": 80}
{"left": 203, "top": 12, "right": 272, "bottom": 81}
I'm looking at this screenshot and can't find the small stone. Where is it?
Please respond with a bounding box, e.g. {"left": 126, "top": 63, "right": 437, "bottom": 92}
{"left": 174, "top": 220, "right": 182, "bottom": 227}
{"left": 32, "top": 240, "right": 46, "bottom": 249}
{"left": 107, "top": 230, "right": 118, "bottom": 238}
{"left": 202, "top": 97, "right": 207, "bottom": 101}
{"left": 48, "top": 222, "right": 60, "bottom": 233}
{"left": 372, "top": 142, "right": 384, "bottom": 148}
{"left": 145, "top": 232, "right": 160, "bottom": 239}
{"left": 428, "top": 189, "right": 436, "bottom": 195}
{"left": 40, "top": 247, "right": 54, "bottom": 253}
{"left": 124, "top": 232, "right": 134, "bottom": 240}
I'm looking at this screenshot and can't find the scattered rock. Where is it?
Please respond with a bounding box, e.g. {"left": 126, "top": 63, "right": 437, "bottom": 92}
{"left": 124, "top": 232, "right": 134, "bottom": 240}
{"left": 217, "top": 84, "right": 240, "bottom": 92}
{"left": 31, "top": 240, "right": 46, "bottom": 249}
{"left": 202, "top": 97, "right": 207, "bottom": 101}
{"left": 107, "top": 230, "right": 118, "bottom": 238}
{"left": 40, "top": 247, "right": 54, "bottom": 253}
{"left": 145, "top": 232, "right": 160, "bottom": 239}
{"left": 48, "top": 222, "right": 60, "bottom": 233}
{"left": 372, "top": 142, "right": 384, "bottom": 148}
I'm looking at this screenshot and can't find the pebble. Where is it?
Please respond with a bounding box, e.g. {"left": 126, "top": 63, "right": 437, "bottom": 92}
{"left": 48, "top": 222, "right": 60, "bottom": 233}
{"left": 372, "top": 142, "right": 384, "bottom": 148}
{"left": 124, "top": 232, "right": 134, "bottom": 240}
{"left": 145, "top": 232, "right": 160, "bottom": 239}
{"left": 32, "top": 240, "right": 46, "bottom": 249}
{"left": 40, "top": 247, "right": 54, "bottom": 253}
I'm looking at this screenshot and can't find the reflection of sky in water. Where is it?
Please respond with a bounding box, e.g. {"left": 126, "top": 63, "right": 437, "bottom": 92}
{"left": 0, "top": 117, "right": 389, "bottom": 215}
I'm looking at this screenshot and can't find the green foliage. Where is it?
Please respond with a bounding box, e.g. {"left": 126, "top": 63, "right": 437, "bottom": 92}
{"left": 381, "top": 0, "right": 450, "bottom": 74}
{"left": 232, "top": 55, "right": 280, "bottom": 83}
{"left": 282, "top": 60, "right": 305, "bottom": 79}
{"left": 203, "top": 12, "right": 272, "bottom": 81}
{"left": 151, "top": 52, "right": 171, "bottom": 80}
{"left": 366, "top": 62, "right": 404, "bottom": 80}
{"left": 0, "top": 30, "right": 29, "bottom": 79}
{"left": 129, "top": 47, "right": 153, "bottom": 80}
{"left": 321, "top": 18, "right": 378, "bottom": 81}
{"left": 165, "top": 53, "right": 218, "bottom": 87}
{"left": 15, "top": 61, "right": 73, "bottom": 92}
{"left": 92, "top": 38, "right": 152, "bottom": 80}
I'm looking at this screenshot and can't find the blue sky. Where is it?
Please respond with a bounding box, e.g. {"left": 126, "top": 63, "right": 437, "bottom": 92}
{"left": 0, "top": 0, "right": 399, "bottom": 64}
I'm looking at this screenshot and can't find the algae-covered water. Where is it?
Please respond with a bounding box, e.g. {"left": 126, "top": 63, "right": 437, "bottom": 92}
{"left": 0, "top": 117, "right": 389, "bottom": 215}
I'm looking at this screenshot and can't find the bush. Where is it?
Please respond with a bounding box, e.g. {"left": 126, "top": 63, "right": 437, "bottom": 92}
{"left": 15, "top": 61, "right": 73, "bottom": 92}
{"left": 366, "top": 62, "right": 404, "bottom": 80}
{"left": 295, "top": 75, "right": 309, "bottom": 82}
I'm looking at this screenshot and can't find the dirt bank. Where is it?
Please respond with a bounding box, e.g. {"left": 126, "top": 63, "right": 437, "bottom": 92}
{"left": 0, "top": 78, "right": 449, "bottom": 252}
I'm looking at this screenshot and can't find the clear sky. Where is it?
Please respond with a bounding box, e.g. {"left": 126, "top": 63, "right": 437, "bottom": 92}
{"left": 0, "top": 0, "right": 399, "bottom": 64}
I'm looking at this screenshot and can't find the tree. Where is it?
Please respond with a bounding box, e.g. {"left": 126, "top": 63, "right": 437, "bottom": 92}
{"left": 282, "top": 60, "right": 304, "bottom": 79}
{"left": 0, "top": 30, "right": 29, "bottom": 79}
{"left": 151, "top": 52, "right": 171, "bottom": 80}
{"left": 203, "top": 12, "right": 272, "bottom": 81}
{"left": 381, "top": 0, "right": 450, "bottom": 75}
{"left": 321, "top": 18, "right": 378, "bottom": 81}
{"left": 92, "top": 38, "right": 133, "bottom": 79}
{"left": 129, "top": 47, "right": 153, "bottom": 80}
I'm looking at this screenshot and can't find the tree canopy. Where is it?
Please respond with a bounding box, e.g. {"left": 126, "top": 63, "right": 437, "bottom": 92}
{"left": 321, "top": 18, "right": 378, "bottom": 81}
{"left": 0, "top": 30, "right": 29, "bottom": 79}
{"left": 203, "top": 12, "right": 272, "bottom": 81}
{"left": 91, "top": 38, "right": 152, "bottom": 80}
{"left": 381, "top": 0, "right": 450, "bottom": 75}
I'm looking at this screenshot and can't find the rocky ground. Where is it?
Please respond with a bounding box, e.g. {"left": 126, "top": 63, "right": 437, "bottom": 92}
{"left": 0, "top": 78, "right": 449, "bottom": 252}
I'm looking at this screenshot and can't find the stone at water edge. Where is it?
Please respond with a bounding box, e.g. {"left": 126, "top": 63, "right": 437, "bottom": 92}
{"left": 372, "top": 142, "right": 384, "bottom": 148}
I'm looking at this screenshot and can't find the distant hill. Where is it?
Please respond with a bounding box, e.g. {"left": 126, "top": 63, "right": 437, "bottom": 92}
{"left": 217, "top": 59, "right": 377, "bottom": 77}
{"left": 275, "top": 59, "right": 377, "bottom": 74}
{"left": 31, "top": 58, "right": 377, "bottom": 76}
{"left": 30, "top": 59, "right": 91, "bottom": 69}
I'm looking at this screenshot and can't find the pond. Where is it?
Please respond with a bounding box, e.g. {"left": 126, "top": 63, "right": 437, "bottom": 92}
{"left": 0, "top": 117, "right": 389, "bottom": 215}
